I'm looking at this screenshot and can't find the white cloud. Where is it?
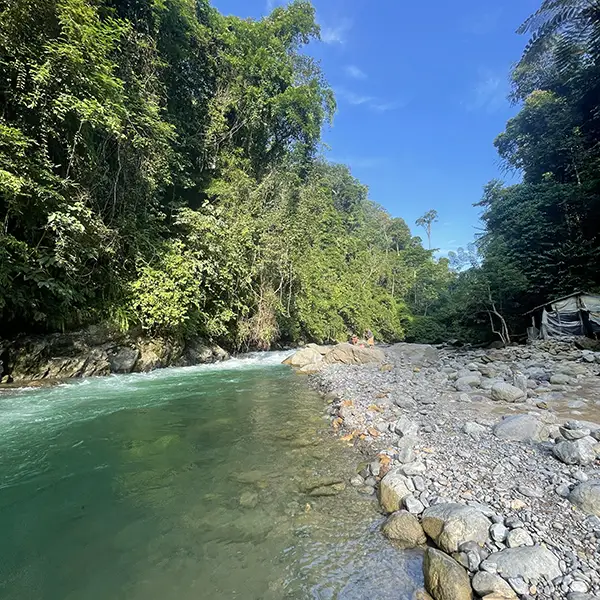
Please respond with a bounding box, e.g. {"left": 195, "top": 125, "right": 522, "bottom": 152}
{"left": 345, "top": 65, "right": 367, "bottom": 80}
{"left": 336, "top": 87, "right": 402, "bottom": 113}
{"left": 320, "top": 19, "right": 352, "bottom": 44}
{"left": 371, "top": 101, "right": 399, "bottom": 112}
{"left": 467, "top": 69, "right": 509, "bottom": 113}
{"left": 337, "top": 88, "right": 375, "bottom": 106}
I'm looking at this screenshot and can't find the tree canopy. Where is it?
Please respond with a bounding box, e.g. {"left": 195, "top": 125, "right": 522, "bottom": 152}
{"left": 0, "top": 0, "right": 450, "bottom": 348}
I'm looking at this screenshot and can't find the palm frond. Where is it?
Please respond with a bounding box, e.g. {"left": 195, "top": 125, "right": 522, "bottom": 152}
{"left": 517, "top": 0, "right": 600, "bottom": 69}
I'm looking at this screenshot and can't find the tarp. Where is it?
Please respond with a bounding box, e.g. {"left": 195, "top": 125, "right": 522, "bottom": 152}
{"left": 581, "top": 294, "right": 600, "bottom": 312}
{"left": 542, "top": 308, "right": 585, "bottom": 337}
{"left": 551, "top": 296, "right": 580, "bottom": 312}
{"left": 539, "top": 293, "right": 600, "bottom": 337}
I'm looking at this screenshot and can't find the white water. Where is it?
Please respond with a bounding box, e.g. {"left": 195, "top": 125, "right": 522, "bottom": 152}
{"left": 0, "top": 351, "right": 293, "bottom": 439}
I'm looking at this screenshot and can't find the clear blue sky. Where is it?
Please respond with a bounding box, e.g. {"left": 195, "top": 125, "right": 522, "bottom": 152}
{"left": 212, "top": 0, "right": 540, "bottom": 256}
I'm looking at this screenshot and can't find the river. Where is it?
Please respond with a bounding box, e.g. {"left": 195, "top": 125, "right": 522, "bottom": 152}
{"left": 0, "top": 352, "right": 422, "bottom": 599}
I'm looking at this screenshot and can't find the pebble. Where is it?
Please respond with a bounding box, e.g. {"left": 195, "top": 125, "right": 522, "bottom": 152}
{"left": 506, "top": 527, "right": 534, "bottom": 547}
{"left": 350, "top": 475, "right": 364, "bottom": 487}
{"left": 509, "top": 577, "right": 529, "bottom": 595}
{"left": 490, "top": 523, "right": 508, "bottom": 542}
{"left": 556, "top": 483, "right": 572, "bottom": 497}
{"left": 518, "top": 484, "right": 544, "bottom": 498}
{"left": 404, "top": 494, "right": 425, "bottom": 515}
{"left": 570, "top": 581, "right": 589, "bottom": 593}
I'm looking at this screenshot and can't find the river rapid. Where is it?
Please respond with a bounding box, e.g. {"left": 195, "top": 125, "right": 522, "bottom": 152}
{"left": 0, "top": 352, "right": 422, "bottom": 600}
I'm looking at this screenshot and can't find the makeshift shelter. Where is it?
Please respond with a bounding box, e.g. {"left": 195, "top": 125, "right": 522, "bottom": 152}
{"left": 526, "top": 291, "right": 600, "bottom": 339}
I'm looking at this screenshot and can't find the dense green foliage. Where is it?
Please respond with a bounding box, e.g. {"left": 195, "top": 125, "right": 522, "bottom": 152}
{"left": 0, "top": 0, "right": 449, "bottom": 347}
{"left": 426, "top": 0, "right": 600, "bottom": 344}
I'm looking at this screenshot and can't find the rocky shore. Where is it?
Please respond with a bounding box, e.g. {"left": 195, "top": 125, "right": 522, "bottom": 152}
{"left": 287, "top": 340, "right": 600, "bottom": 600}
{"left": 0, "top": 324, "right": 229, "bottom": 384}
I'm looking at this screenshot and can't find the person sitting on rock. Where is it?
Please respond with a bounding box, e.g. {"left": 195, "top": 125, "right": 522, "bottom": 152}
{"left": 364, "top": 329, "right": 375, "bottom": 348}
{"left": 350, "top": 334, "right": 359, "bottom": 345}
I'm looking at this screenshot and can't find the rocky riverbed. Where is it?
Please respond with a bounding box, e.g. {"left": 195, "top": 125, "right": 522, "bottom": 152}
{"left": 289, "top": 340, "right": 600, "bottom": 600}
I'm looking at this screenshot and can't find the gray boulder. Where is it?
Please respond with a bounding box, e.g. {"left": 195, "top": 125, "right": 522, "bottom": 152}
{"left": 550, "top": 373, "right": 573, "bottom": 385}
{"left": 282, "top": 347, "right": 323, "bottom": 369}
{"left": 570, "top": 420, "right": 600, "bottom": 434}
{"left": 569, "top": 481, "right": 600, "bottom": 516}
{"left": 553, "top": 437, "right": 597, "bottom": 466}
{"left": 323, "top": 343, "right": 385, "bottom": 365}
{"left": 491, "top": 383, "right": 525, "bottom": 403}
{"left": 486, "top": 546, "right": 561, "bottom": 582}
{"left": 471, "top": 571, "right": 517, "bottom": 599}
{"left": 394, "top": 416, "right": 419, "bottom": 437}
{"left": 560, "top": 421, "right": 592, "bottom": 440}
{"left": 421, "top": 503, "right": 491, "bottom": 554}
{"left": 108, "top": 346, "right": 140, "bottom": 374}
{"left": 462, "top": 421, "right": 487, "bottom": 438}
{"left": 506, "top": 528, "right": 534, "bottom": 548}
{"left": 379, "top": 469, "right": 413, "bottom": 513}
{"left": 493, "top": 414, "right": 549, "bottom": 442}
{"left": 423, "top": 548, "right": 472, "bottom": 600}
{"left": 454, "top": 375, "right": 481, "bottom": 392}
{"left": 382, "top": 510, "right": 427, "bottom": 548}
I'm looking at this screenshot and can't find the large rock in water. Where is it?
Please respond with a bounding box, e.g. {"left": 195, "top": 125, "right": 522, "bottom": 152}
{"left": 492, "top": 414, "right": 548, "bottom": 442}
{"left": 134, "top": 337, "right": 184, "bottom": 372}
{"left": 486, "top": 546, "right": 561, "bottom": 582}
{"left": 379, "top": 469, "right": 413, "bottom": 513}
{"left": 323, "top": 343, "right": 385, "bottom": 365}
{"left": 108, "top": 346, "right": 140, "bottom": 374}
{"left": 423, "top": 548, "right": 472, "bottom": 600}
{"left": 553, "top": 438, "right": 597, "bottom": 466}
{"left": 491, "top": 382, "right": 525, "bottom": 403}
{"left": 421, "top": 503, "right": 490, "bottom": 553}
{"left": 569, "top": 481, "right": 600, "bottom": 516}
{"left": 282, "top": 347, "right": 323, "bottom": 369}
{"left": 382, "top": 510, "right": 427, "bottom": 548}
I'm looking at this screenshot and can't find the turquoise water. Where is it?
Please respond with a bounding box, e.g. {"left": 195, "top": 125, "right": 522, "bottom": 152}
{"left": 0, "top": 353, "right": 422, "bottom": 599}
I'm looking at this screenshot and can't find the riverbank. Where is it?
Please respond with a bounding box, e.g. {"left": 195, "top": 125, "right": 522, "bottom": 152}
{"left": 0, "top": 325, "right": 229, "bottom": 384}
{"left": 302, "top": 341, "right": 600, "bottom": 599}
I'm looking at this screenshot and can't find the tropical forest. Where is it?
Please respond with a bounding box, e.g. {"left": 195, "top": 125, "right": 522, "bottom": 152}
{"left": 2, "top": 0, "right": 599, "bottom": 349}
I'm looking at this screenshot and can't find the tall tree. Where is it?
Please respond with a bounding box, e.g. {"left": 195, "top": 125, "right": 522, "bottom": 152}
{"left": 415, "top": 209, "right": 438, "bottom": 249}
